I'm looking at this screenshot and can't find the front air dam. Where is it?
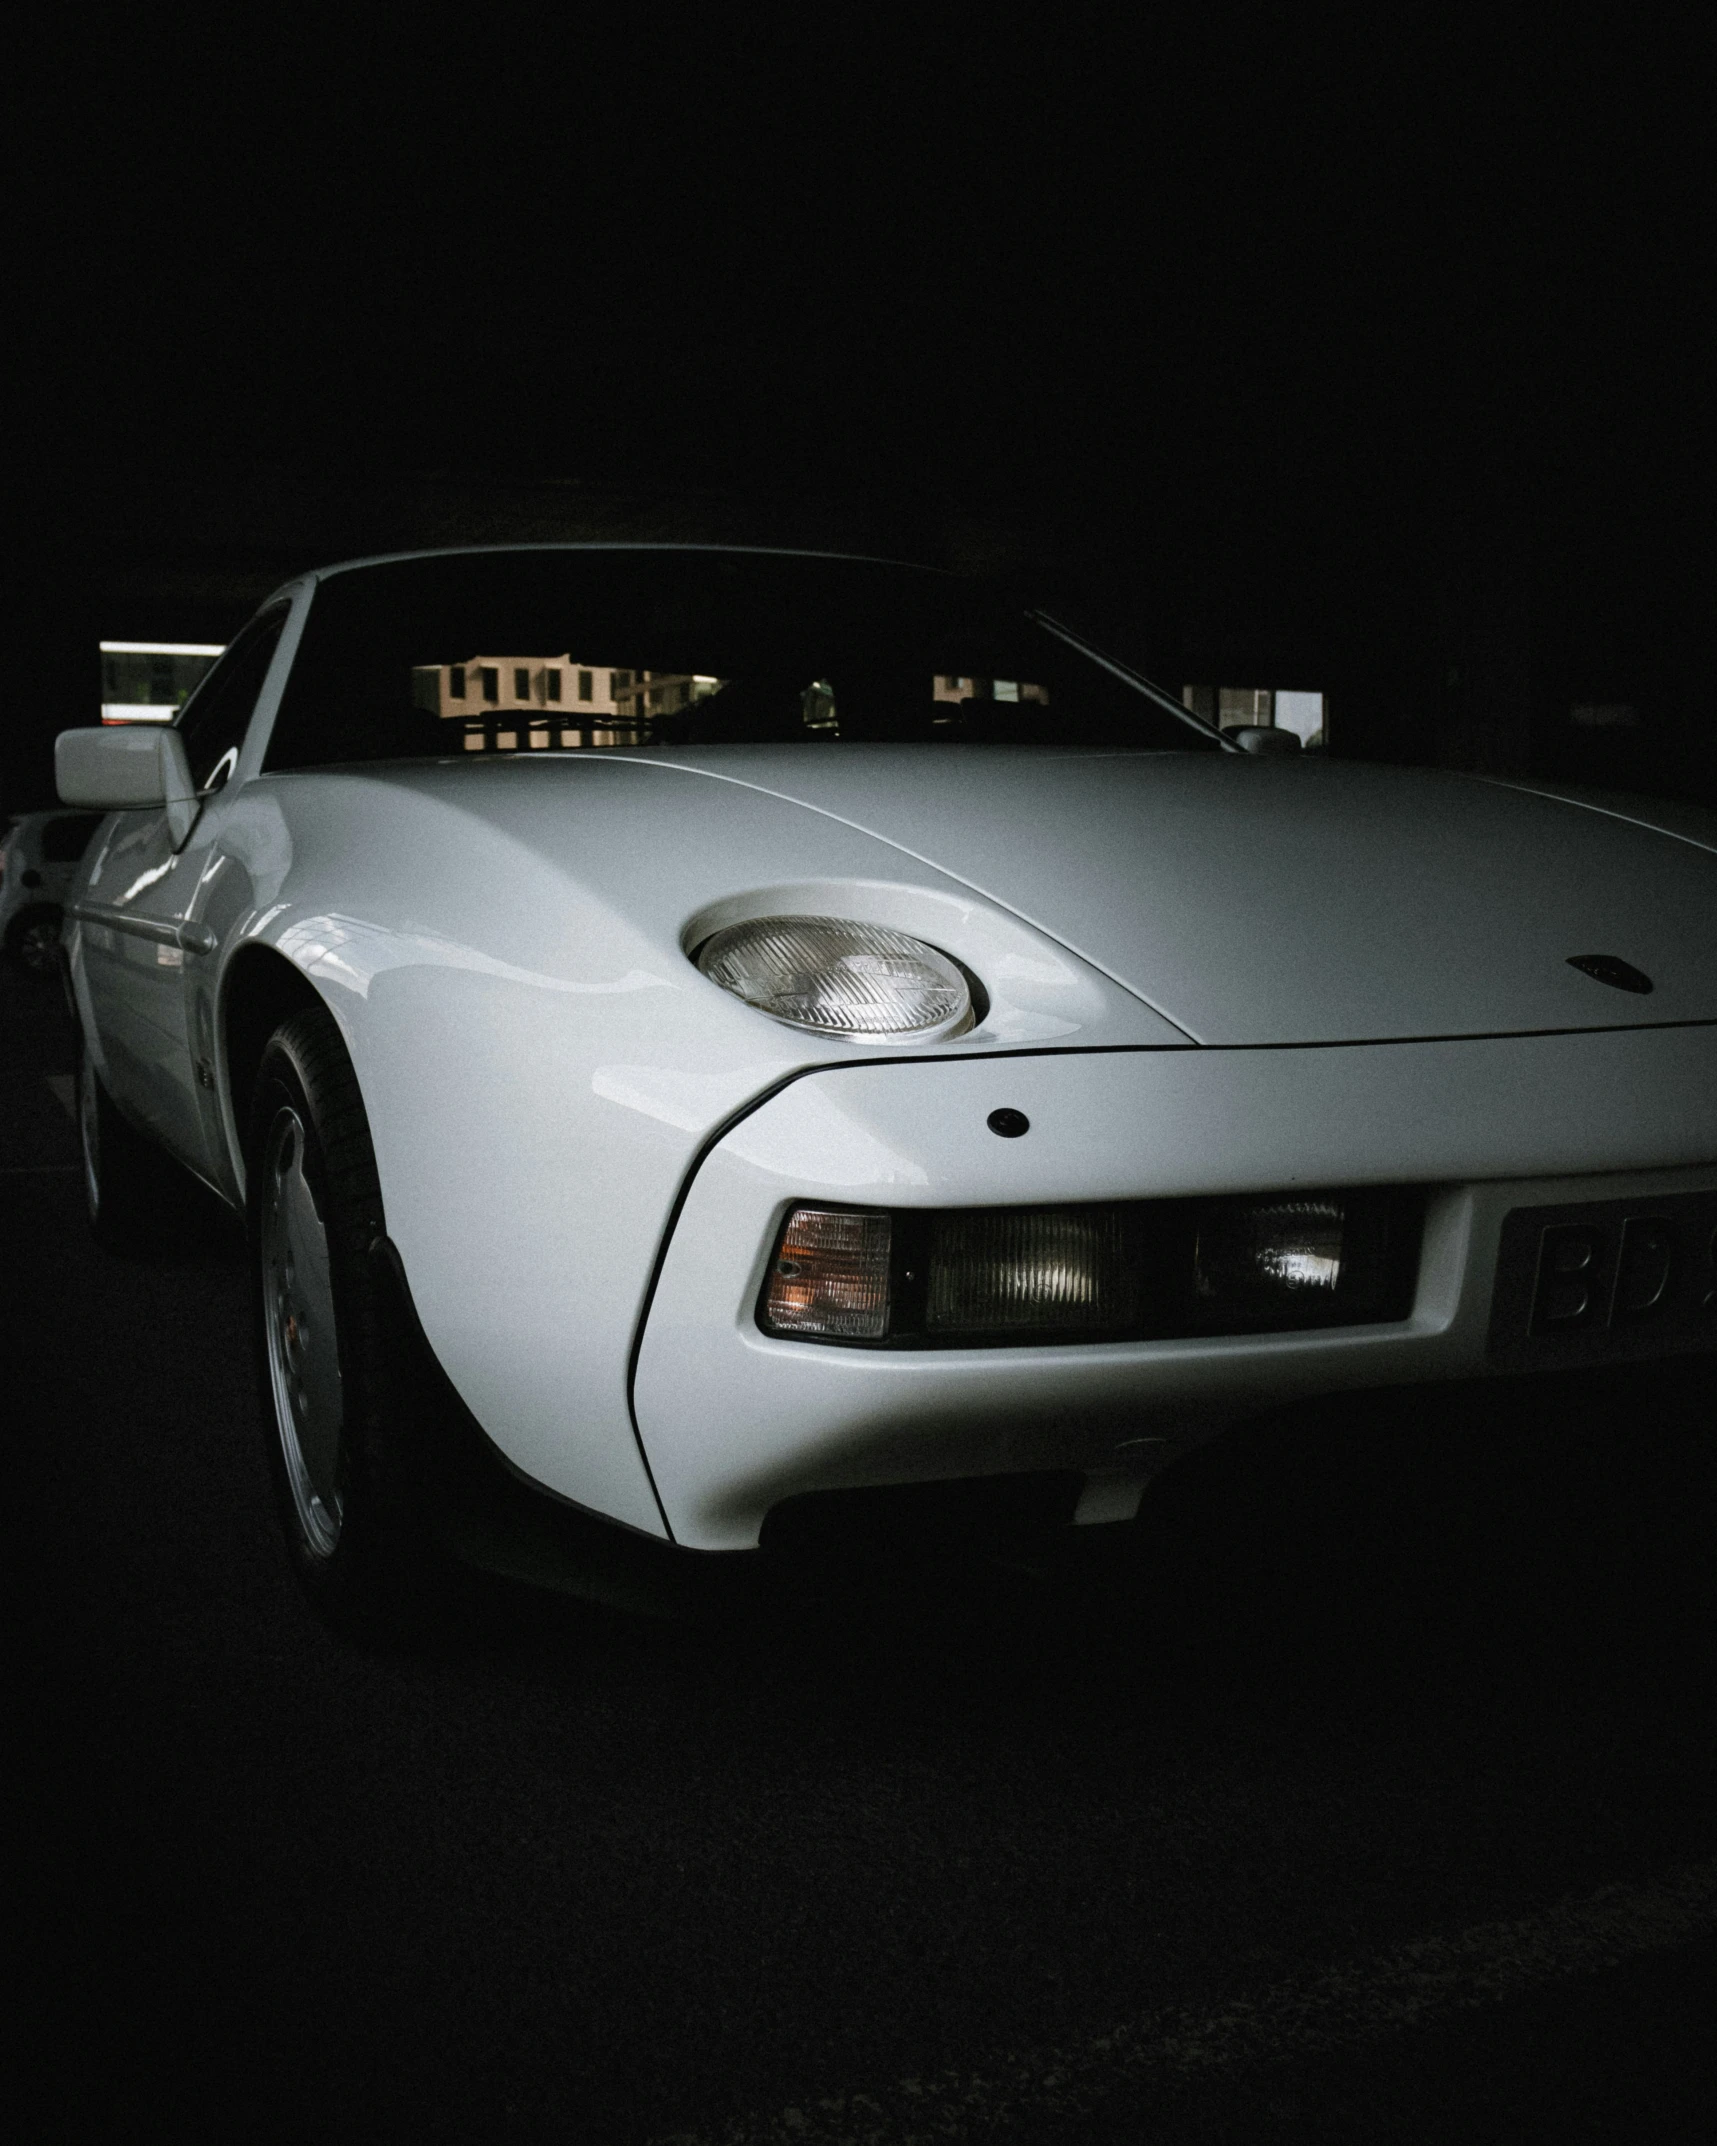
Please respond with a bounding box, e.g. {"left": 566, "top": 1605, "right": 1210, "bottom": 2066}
{"left": 632, "top": 1025, "right": 1717, "bottom": 1549}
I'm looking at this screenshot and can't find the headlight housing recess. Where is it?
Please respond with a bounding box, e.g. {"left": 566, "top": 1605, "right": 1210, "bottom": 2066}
{"left": 758, "top": 1189, "right": 1424, "bottom": 1345}
{"left": 696, "top": 916, "right": 972, "bottom": 1039}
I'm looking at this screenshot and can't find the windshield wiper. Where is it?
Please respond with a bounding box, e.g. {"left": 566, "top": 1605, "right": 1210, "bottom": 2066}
{"left": 1025, "top": 611, "right": 1231, "bottom": 746}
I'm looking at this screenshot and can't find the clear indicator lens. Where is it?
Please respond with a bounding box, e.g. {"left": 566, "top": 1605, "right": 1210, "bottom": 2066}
{"left": 697, "top": 917, "right": 970, "bottom": 1038}
{"left": 926, "top": 1208, "right": 1140, "bottom": 1334}
{"left": 1194, "top": 1199, "right": 1344, "bottom": 1307}
{"left": 764, "top": 1207, "right": 893, "bottom": 1338}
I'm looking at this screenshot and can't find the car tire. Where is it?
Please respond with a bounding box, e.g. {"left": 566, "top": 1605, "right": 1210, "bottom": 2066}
{"left": 248, "top": 1002, "right": 435, "bottom": 1637}
{"left": 6, "top": 903, "right": 64, "bottom": 977}
{"left": 78, "top": 1040, "right": 186, "bottom": 1253}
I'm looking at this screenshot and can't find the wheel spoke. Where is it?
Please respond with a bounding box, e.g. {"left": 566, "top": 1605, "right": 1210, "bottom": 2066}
{"left": 261, "top": 1105, "right": 345, "bottom": 1560}
{"left": 79, "top": 1060, "right": 102, "bottom": 1219}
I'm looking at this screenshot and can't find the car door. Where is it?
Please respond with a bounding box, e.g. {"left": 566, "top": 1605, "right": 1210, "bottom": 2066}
{"left": 78, "top": 609, "right": 290, "bottom": 1168}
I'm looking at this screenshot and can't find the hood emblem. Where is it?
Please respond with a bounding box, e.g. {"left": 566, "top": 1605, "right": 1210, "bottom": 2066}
{"left": 1567, "top": 953, "right": 1653, "bottom": 995}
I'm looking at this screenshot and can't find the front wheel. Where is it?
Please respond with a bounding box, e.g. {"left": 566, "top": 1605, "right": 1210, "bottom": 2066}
{"left": 249, "top": 1003, "right": 434, "bottom": 1635}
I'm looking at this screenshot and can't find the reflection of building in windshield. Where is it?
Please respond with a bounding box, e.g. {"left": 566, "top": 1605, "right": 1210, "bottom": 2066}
{"left": 411, "top": 658, "right": 722, "bottom": 749}
{"left": 100, "top": 641, "right": 225, "bottom": 723}
{"left": 616, "top": 672, "right": 724, "bottom": 723}
{"left": 932, "top": 676, "right": 1049, "bottom": 705}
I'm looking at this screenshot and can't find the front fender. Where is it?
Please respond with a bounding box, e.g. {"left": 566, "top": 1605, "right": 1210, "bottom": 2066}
{"left": 201, "top": 761, "right": 1177, "bottom": 1535}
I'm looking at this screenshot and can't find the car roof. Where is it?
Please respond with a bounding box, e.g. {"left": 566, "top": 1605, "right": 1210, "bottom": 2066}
{"left": 262, "top": 541, "right": 954, "bottom": 611}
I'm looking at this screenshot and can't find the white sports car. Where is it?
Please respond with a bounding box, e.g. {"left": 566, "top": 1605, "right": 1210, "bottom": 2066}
{"left": 54, "top": 545, "right": 1717, "bottom": 1628}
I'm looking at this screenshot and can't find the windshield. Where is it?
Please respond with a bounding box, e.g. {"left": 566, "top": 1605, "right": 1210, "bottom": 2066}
{"left": 263, "top": 549, "right": 1220, "bottom": 771}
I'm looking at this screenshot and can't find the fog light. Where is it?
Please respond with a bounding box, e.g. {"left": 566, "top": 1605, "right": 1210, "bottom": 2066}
{"left": 926, "top": 1208, "right": 1140, "bottom": 1335}
{"left": 1194, "top": 1198, "right": 1344, "bottom": 1312}
{"left": 763, "top": 1207, "right": 892, "bottom": 1338}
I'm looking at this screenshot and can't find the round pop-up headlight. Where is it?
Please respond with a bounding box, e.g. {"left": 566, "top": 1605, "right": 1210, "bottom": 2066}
{"left": 696, "top": 916, "right": 972, "bottom": 1039}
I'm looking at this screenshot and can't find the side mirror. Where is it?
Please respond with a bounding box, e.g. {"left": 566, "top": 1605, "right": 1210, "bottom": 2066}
{"left": 56, "top": 726, "right": 200, "bottom": 848}
{"left": 1226, "top": 725, "right": 1302, "bottom": 756}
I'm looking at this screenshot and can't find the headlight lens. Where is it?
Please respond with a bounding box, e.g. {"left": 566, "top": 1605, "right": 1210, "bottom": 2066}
{"left": 1194, "top": 1199, "right": 1346, "bottom": 1310}
{"left": 696, "top": 916, "right": 971, "bottom": 1039}
{"left": 757, "top": 1190, "right": 1422, "bottom": 1345}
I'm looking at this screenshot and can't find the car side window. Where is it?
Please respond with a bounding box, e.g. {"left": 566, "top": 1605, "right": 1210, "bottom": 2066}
{"left": 175, "top": 608, "right": 289, "bottom": 793}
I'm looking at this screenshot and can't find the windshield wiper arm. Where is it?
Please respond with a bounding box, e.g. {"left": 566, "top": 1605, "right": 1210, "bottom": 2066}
{"left": 1025, "top": 611, "right": 1231, "bottom": 746}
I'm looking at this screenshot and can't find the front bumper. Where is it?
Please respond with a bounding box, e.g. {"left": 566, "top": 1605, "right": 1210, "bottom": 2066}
{"left": 633, "top": 1026, "right": 1717, "bottom": 1549}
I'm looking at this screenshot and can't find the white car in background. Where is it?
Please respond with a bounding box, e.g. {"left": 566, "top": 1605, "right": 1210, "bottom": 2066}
{"left": 51, "top": 546, "right": 1717, "bottom": 1633}
{"left": 1, "top": 808, "right": 105, "bottom": 975}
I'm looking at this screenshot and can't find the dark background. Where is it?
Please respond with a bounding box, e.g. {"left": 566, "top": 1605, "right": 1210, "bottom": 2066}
{"left": 6, "top": 12, "right": 1711, "bottom": 809}
{"left": 8, "top": 19, "right": 1717, "bottom": 2141}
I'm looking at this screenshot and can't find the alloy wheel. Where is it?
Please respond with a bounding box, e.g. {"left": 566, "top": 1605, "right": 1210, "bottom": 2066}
{"left": 78, "top": 1054, "right": 102, "bottom": 1223}
{"left": 260, "top": 1105, "right": 346, "bottom": 1559}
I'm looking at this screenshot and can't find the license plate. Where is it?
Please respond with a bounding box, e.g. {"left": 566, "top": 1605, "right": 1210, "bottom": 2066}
{"left": 1487, "top": 1187, "right": 1717, "bottom": 1370}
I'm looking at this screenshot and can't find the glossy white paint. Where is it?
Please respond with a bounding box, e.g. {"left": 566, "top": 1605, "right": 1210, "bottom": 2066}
{"left": 641, "top": 748, "right": 1717, "bottom": 1042}
{"left": 71, "top": 809, "right": 204, "bottom": 1161}
{"left": 60, "top": 584, "right": 313, "bottom": 1170}
{"left": 1474, "top": 776, "right": 1717, "bottom": 857}
{"left": 53, "top": 549, "right": 1717, "bottom": 1552}
{"left": 634, "top": 1031, "right": 1717, "bottom": 1547}
{"left": 236, "top": 761, "right": 1187, "bottom": 1533}
{"left": 55, "top": 724, "right": 198, "bottom": 844}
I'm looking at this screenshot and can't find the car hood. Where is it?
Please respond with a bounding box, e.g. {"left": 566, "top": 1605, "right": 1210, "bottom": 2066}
{"left": 655, "top": 748, "right": 1717, "bottom": 1045}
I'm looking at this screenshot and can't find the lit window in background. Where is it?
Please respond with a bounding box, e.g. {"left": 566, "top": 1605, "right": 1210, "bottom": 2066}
{"left": 1219, "top": 687, "right": 1273, "bottom": 729}
{"left": 99, "top": 641, "right": 225, "bottom": 723}
{"left": 931, "top": 677, "right": 1049, "bottom": 706}
{"left": 1272, "top": 691, "right": 1325, "bottom": 746}
{"left": 1182, "top": 685, "right": 1326, "bottom": 748}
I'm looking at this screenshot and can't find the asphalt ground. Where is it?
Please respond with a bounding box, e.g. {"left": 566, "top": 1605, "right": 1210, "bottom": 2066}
{"left": 7, "top": 963, "right": 1717, "bottom": 2144}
